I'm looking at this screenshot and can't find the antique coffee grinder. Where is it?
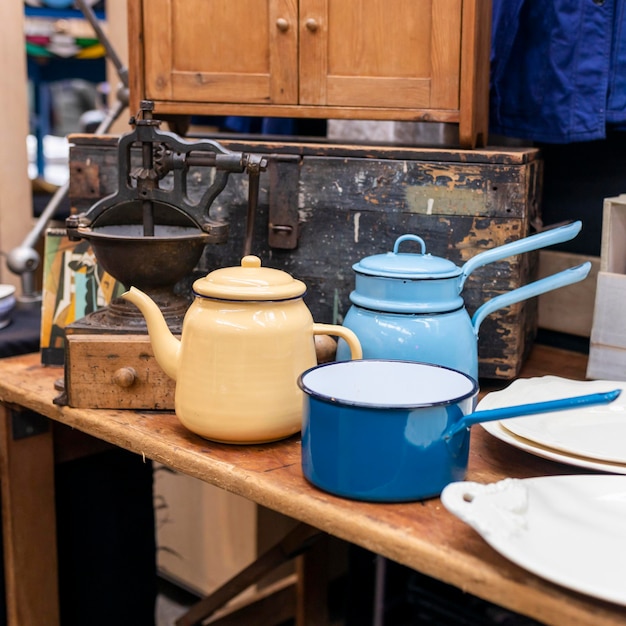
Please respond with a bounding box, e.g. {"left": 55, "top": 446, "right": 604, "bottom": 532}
{"left": 59, "top": 100, "right": 267, "bottom": 409}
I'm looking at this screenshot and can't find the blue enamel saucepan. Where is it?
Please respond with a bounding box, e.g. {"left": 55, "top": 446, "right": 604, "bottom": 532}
{"left": 298, "top": 360, "right": 620, "bottom": 502}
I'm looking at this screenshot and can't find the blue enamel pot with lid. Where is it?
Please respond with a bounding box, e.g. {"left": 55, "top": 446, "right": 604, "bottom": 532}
{"left": 336, "top": 221, "right": 591, "bottom": 380}
{"left": 298, "top": 360, "right": 621, "bottom": 502}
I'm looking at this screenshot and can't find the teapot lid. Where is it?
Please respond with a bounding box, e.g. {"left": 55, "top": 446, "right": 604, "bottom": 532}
{"left": 354, "top": 235, "right": 461, "bottom": 279}
{"left": 193, "top": 255, "right": 306, "bottom": 301}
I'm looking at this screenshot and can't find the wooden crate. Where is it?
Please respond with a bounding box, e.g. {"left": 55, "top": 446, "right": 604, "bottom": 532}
{"left": 68, "top": 135, "right": 542, "bottom": 379}
{"left": 588, "top": 195, "right": 626, "bottom": 380}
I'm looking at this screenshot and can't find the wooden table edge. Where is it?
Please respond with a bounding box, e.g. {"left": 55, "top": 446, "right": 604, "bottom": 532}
{"left": 0, "top": 349, "right": 623, "bottom": 626}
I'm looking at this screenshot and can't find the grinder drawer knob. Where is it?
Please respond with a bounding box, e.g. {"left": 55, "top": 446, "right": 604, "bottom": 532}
{"left": 113, "top": 367, "right": 137, "bottom": 388}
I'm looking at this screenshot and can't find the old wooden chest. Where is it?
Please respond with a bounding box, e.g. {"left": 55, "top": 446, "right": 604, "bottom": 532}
{"left": 67, "top": 135, "right": 542, "bottom": 382}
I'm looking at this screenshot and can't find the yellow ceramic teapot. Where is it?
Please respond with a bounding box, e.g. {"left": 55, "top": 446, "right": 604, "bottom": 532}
{"left": 122, "top": 255, "right": 362, "bottom": 443}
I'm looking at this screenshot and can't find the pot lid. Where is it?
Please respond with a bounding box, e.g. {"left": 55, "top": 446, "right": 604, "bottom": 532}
{"left": 193, "top": 255, "right": 306, "bottom": 300}
{"left": 354, "top": 235, "right": 461, "bottom": 279}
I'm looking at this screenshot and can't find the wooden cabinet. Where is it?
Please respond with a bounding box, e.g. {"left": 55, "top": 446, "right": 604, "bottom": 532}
{"left": 128, "top": 0, "right": 492, "bottom": 147}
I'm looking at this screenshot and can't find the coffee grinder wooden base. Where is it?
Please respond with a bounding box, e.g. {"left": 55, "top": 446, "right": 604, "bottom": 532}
{"left": 63, "top": 333, "right": 176, "bottom": 410}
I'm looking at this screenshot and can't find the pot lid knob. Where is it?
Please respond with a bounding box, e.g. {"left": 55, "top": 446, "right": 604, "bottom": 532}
{"left": 193, "top": 255, "right": 306, "bottom": 300}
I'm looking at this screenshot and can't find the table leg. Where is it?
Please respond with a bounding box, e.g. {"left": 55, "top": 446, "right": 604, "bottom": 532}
{"left": 177, "top": 522, "right": 323, "bottom": 626}
{"left": 0, "top": 405, "right": 59, "bottom": 626}
{"left": 296, "top": 533, "right": 330, "bottom": 626}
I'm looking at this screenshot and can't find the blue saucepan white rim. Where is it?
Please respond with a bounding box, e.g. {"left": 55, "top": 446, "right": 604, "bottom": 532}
{"left": 297, "top": 359, "right": 478, "bottom": 409}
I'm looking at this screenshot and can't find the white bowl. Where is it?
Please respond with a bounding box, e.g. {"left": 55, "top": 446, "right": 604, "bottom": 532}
{"left": 0, "top": 285, "right": 17, "bottom": 330}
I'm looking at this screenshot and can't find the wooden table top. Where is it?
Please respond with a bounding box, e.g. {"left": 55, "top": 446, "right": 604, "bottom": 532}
{"left": 1, "top": 346, "right": 624, "bottom": 626}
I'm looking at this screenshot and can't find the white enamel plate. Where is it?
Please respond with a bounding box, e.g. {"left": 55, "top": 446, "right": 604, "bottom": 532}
{"left": 441, "top": 475, "right": 626, "bottom": 605}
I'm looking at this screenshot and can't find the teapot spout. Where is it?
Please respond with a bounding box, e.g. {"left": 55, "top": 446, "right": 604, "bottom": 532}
{"left": 121, "top": 287, "right": 181, "bottom": 381}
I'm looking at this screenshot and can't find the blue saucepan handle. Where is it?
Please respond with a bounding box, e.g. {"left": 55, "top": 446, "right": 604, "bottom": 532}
{"left": 445, "top": 388, "right": 622, "bottom": 439}
{"left": 459, "top": 221, "right": 582, "bottom": 290}
{"left": 471, "top": 262, "right": 591, "bottom": 335}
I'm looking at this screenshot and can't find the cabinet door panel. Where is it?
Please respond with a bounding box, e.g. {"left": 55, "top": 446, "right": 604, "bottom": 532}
{"left": 326, "top": 77, "right": 431, "bottom": 108}
{"left": 300, "top": 0, "right": 461, "bottom": 110}
{"left": 144, "top": 0, "right": 298, "bottom": 105}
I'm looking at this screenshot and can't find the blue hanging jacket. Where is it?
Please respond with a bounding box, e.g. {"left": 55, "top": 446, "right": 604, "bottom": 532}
{"left": 489, "top": 0, "right": 626, "bottom": 143}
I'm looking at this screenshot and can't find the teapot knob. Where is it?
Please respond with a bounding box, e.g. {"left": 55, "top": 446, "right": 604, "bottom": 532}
{"left": 241, "top": 255, "right": 262, "bottom": 268}
{"left": 393, "top": 234, "right": 426, "bottom": 254}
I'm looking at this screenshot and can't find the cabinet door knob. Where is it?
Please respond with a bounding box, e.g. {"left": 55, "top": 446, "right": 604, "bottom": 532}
{"left": 305, "top": 18, "right": 319, "bottom": 32}
{"left": 276, "top": 17, "right": 290, "bottom": 32}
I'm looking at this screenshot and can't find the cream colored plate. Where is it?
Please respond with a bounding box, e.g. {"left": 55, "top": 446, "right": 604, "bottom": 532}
{"left": 481, "top": 419, "right": 626, "bottom": 474}
{"left": 478, "top": 376, "right": 626, "bottom": 464}
{"left": 442, "top": 475, "right": 626, "bottom": 605}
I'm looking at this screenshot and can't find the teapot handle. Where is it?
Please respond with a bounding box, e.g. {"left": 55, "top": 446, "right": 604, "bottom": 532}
{"left": 313, "top": 324, "right": 363, "bottom": 360}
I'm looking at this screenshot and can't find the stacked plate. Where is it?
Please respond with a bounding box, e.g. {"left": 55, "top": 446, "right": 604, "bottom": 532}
{"left": 479, "top": 375, "right": 626, "bottom": 473}
{"left": 442, "top": 376, "right": 626, "bottom": 605}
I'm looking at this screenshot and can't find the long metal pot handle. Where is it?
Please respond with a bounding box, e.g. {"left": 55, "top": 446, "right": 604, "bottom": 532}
{"left": 459, "top": 221, "right": 582, "bottom": 290}
{"left": 445, "top": 387, "right": 621, "bottom": 439}
{"left": 470, "top": 261, "right": 591, "bottom": 334}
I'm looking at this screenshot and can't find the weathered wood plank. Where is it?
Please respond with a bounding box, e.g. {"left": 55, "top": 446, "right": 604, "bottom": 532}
{"left": 67, "top": 136, "right": 542, "bottom": 378}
